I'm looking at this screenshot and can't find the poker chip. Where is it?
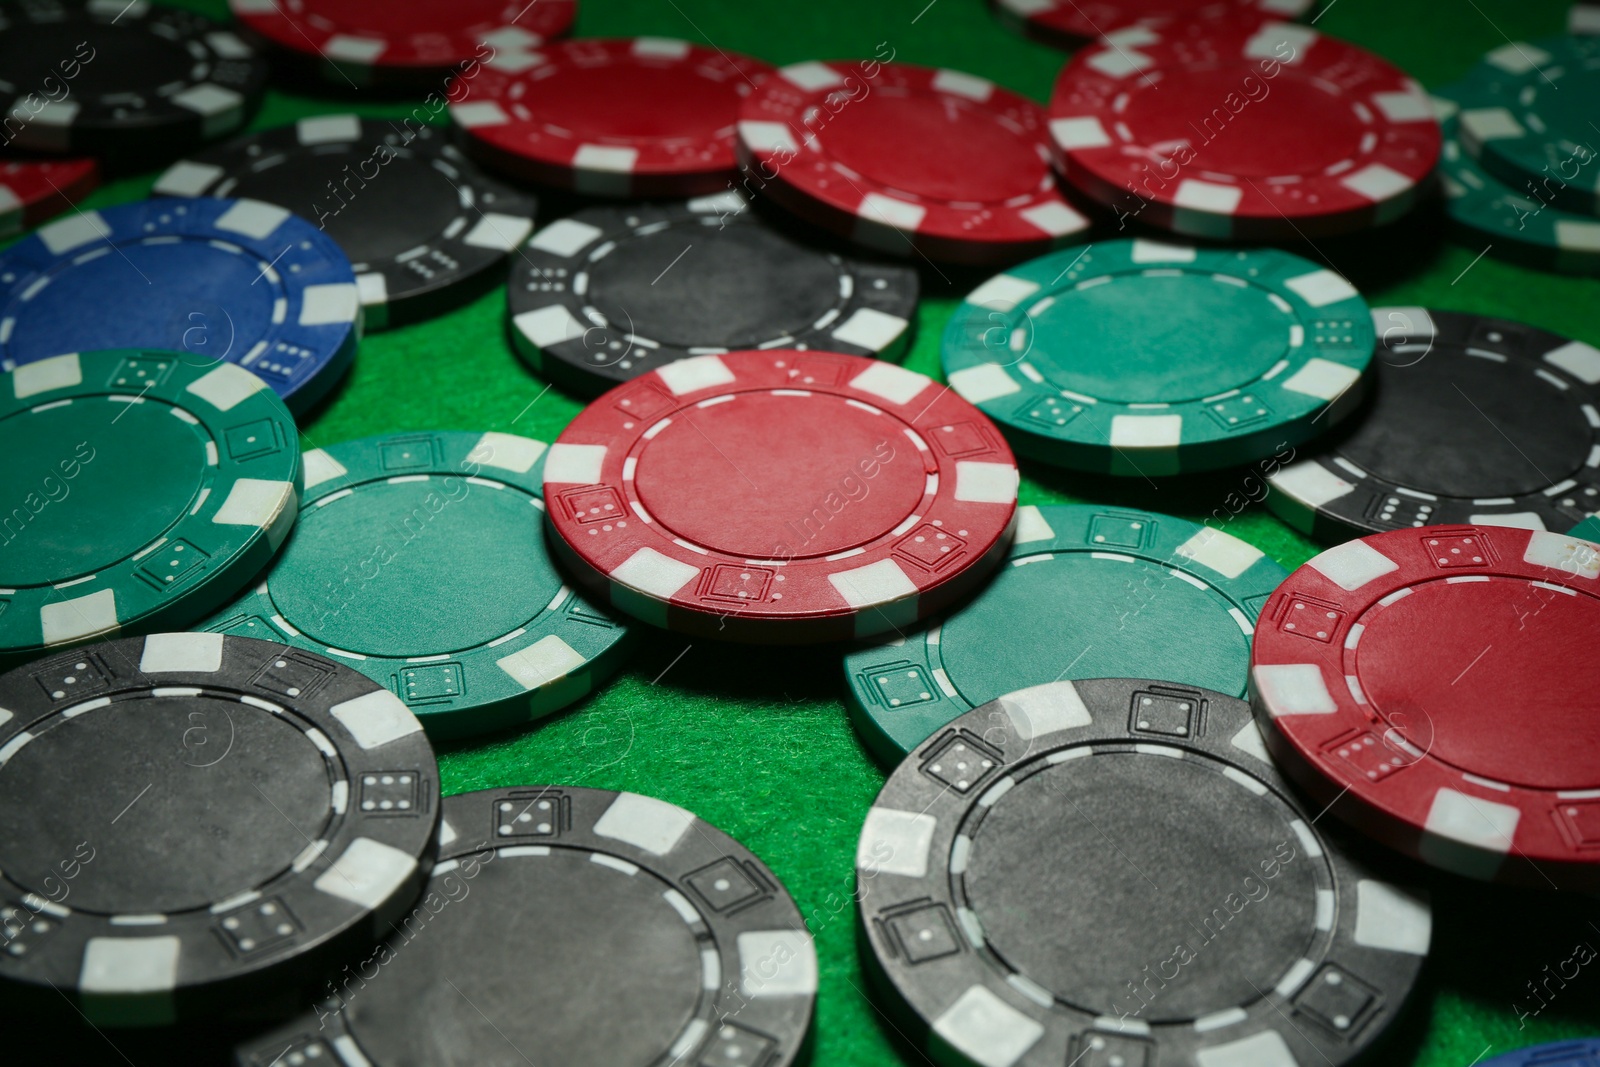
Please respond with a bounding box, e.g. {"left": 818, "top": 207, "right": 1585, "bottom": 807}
{"left": 1455, "top": 35, "right": 1600, "bottom": 216}
{"left": 1268, "top": 308, "right": 1600, "bottom": 541}
{"left": 857, "top": 677, "right": 1431, "bottom": 1067}
{"left": 0, "top": 632, "right": 438, "bottom": 1025}
{"left": 1433, "top": 92, "right": 1600, "bottom": 275}
{"left": 0, "top": 0, "right": 267, "bottom": 163}
{"left": 737, "top": 61, "right": 1091, "bottom": 265}
{"left": 154, "top": 117, "right": 535, "bottom": 330}
{"left": 229, "top": 0, "right": 575, "bottom": 87}
{"left": 990, "top": 0, "right": 1314, "bottom": 50}
{"left": 1251, "top": 524, "right": 1600, "bottom": 888}
{"left": 234, "top": 785, "right": 816, "bottom": 1067}
{"left": 509, "top": 192, "right": 919, "bottom": 397}
{"left": 1049, "top": 22, "right": 1440, "bottom": 238}
{"left": 0, "top": 350, "right": 301, "bottom": 662}
{"left": 201, "top": 431, "right": 635, "bottom": 740}
{"left": 1481, "top": 1041, "right": 1600, "bottom": 1066}
{"left": 451, "top": 38, "right": 775, "bottom": 198}
{"left": 542, "top": 350, "right": 1019, "bottom": 643}
{"left": 0, "top": 159, "right": 98, "bottom": 237}
{"left": 942, "top": 239, "right": 1373, "bottom": 475}
{"left": 845, "top": 504, "right": 1287, "bottom": 761}
{"left": 0, "top": 197, "right": 361, "bottom": 416}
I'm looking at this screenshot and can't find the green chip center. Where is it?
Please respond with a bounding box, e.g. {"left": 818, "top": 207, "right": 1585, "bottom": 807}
{"left": 1022, "top": 272, "right": 1291, "bottom": 404}
{"left": 0, "top": 397, "right": 208, "bottom": 588}
{"left": 268, "top": 477, "right": 559, "bottom": 657}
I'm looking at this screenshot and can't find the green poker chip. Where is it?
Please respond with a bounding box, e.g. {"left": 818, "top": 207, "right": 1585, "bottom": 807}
{"left": 842, "top": 503, "right": 1287, "bottom": 762}
{"left": 0, "top": 350, "right": 301, "bottom": 660}
{"left": 1435, "top": 88, "right": 1600, "bottom": 273}
{"left": 202, "top": 430, "right": 635, "bottom": 739}
{"left": 1455, "top": 35, "right": 1600, "bottom": 217}
{"left": 941, "top": 239, "right": 1374, "bottom": 475}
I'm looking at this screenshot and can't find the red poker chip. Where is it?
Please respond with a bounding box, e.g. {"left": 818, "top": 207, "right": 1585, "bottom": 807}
{"left": 1251, "top": 524, "right": 1600, "bottom": 890}
{"left": 991, "top": 0, "right": 1314, "bottom": 49}
{"left": 542, "top": 350, "right": 1020, "bottom": 644}
{"left": 737, "top": 62, "right": 1091, "bottom": 266}
{"left": 229, "top": 0, "right": 574, "bottom": 83}
{"left": 1049, "top": 21, "right": 1440, "bottom": 238}
{"left": 0, "top": 158, "right": 98, "bottom": 236}
{"left": 450, "top": 38, "right": 775, "bottom": 198}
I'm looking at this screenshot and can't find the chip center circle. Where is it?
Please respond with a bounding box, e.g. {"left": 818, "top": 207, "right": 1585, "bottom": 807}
{"left": 632, "top": 391, "right": 927, "bottom": 559}
{"left": 819, "top": 88, "right": 1047, "bottom": 203}
{"left": 1021, "top": 272, "right": 1291, "bottom": 403}
{"left": 284, "top": 0, "right": 524, "bottom": 36}
{"left": 1353, "top": 576, "right": 1600, "bottom": 789}
{"left": 0, "top": 21, "right": 193, "bottom": 102}
{"left": 961, "top": 752, "right": 1321, "bottom": 1021}
{"left": 268, "top": 477, "right": 559, "bottom": 657}
{"left": 0, "top": 397, "right": 209, "bottom": 588}
{"left": 1123, "top": 67, "right": 1369, "bottom": 180}
{"left": 6, "top": 237, "right": 282, "bottom": 366}
{"left": 0, "top": 697, "right": 332, "bottom": 915}
{"left": 516, "top": 62, "right": 741, "bottom": 146}
{"left": 343, "top": 848, "right": 706, "bottom": 1067}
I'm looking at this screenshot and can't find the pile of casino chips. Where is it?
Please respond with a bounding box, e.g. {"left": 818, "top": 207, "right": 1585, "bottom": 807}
{"left": 0, "top": 0, "right": 1597, "bottom": 1065}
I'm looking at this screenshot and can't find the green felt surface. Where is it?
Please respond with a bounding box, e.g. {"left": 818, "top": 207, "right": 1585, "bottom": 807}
{"left": 48, "top": 0, "right": 1600, "bottom": 1063}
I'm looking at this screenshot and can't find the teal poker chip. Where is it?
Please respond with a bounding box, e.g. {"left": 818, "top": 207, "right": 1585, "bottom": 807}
{"left": 0, "top": 350, "right": 301, "bottom": 662}
{"left": 202, "top": 430, "right": 635, "bottom": 739}
{"left": 1454, "top": 35, "right": 1600, "bottom": 216}
{"left": 843, "top": 503, "right": 1288, "bottom": 762}
{"left": 1435, "top": 89, "right": 1600, "bottom": 274}
{"left": 941, "top": 240, "right": 1374, "bottom": 475}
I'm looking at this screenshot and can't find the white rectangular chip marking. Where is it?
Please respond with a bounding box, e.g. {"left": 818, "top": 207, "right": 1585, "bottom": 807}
{"left": 1229, "top": 719, "right": 1272, "bottom": 765}
{"left": 80, "top": 937, "right": 181, "bottom": 994}
{"left": 301, "top": 448, "right": 348, "bottom": 490}
{"left": 187, "top": 362, "right": 268, "bottom": 412}
{"left": 1109, "top": 413, "right": 1182, "bottom": 448}
{"left": 544, "top": 443, "right": 608, "bottom": 484}
{"left": 1421, "top": 789, "right": 1519, "bottom": 874}
{"left": 831, "top": 307, "right": 909, "bottom": 351}
{"left": 1343, "top": 162, "right": 1415, "bottom": 202}
{"left": 738, "top": 930, "right": 819, "bottom": 997}
{"left": 313, "top": 837, "right": 418, "bottom": 909}
{"left": 298, "top": 114, "right": 362, "bottom": 143}
{"left": 1252, "top": 663, "right": 1338, "bottom": 716}
{"left": 1268, "top": 460, "right": 1355, "bottom": 509}
{"left": 1195, "top": 1029, "right": 1298, "bottom": 1067}
{"left": 1546, "top": 340, "right": 1600, "bottom": 384}
{"left": 498, "top": 635, "right": 585, "bottom": 691}
{"left": 953, "top": 461, "right": 1018, "bottom": 504}
{"left": 594, "top": 792, "right": 695, "bottom": 855}
{"left": 15, "top": 353, "right": 84, "bottom": 399}
{"left": 1014, "top": 504, "right": 1056, "bottom": 543}
{"left": 1459, "top": 106, "right": 1524, "bottom": 142}
{"left": 1284, "top": 269, "right": 1359, "bottom": 308}
{"left": 737, "top": 119, "right": 798, "bottom": 154}
{"left": 1525, "top": 530, "right": 1600, "bottom": 579}
{"left": 858, "top": 807, "right": 936, "bottom": 877}
{"left": 140, "top": 632, "right": 223, "bottom": 674}
{"left": 513, "top": 304, "right": 585, "bottom": 349}
{"left": 451, "top": 101, "right": 511, "bottom": 128}
{"left": 1131, "top": 240, "right": 1198, "bottom": 263}
{"left": 1309, "top": 538, "right": 1400, "bottom": 590}
{"left": 37, "top": 211, "right": 109, "bottom": 255}
{"left": 1469, "top": 511, "right": 1546, "bottom": 530}
{"left": 464, "top": 212, "right": 533, "bottom": 252}
{"left": 470, "top": 431, "right": 546, "bottom": 474}
{"left": 1281, "top": 357, "right": 1362, "bottom": 401}
{"left": 859, "top": 192, "right": 927, "bottom": 231}
{"left": 932, "top": 986, "right": 1044, "bottom": 1067}
{"left": 848, "top": 361, "right": 929, "bottom": 406}
{"left": 40, "top": 590, "right": 121, "bottom": 651}
{"left": 530, "top": 218, "right": 604, "bottom": 257}
{"left": 153, "top": 160, "right": 225, "bottom": 196}
{"left": 1174, "top": 179, "right": 1243, "bottom": 215}
{"left": 1001, "top": 683, "right": 1092, "bottom": 740}
{"left": 612, "top": 547, "right": 700, "bottom": 599}
{"left": 330, "top": 689, "right": 423, "bottom": 749}
{"left": 215, "top": 199, "right": 290, "bottom": 240}
{"left": 1047, "top": 115, "right": 1111, "bottom": 149}
{"left": 299, "top": 283, "right": 360, "bottom": 326}
{"left": 829, "top": 558, "right": 917, "bottom": 609}
{"left": 573, "top": 143, "right": 639, "bottom": 174}
{"left": 212, "top": 478, "right": 294, "bottom": 530}
{"left": 964, "top": 273, "right": 1041, "bottom": 313}
{"left": 1354, "top": 880, "right": 1432, "bottom": 955}
{"left": 657, "top": 354, "right": 735, "bottom": 395}
{"left": 1174, "top": 527, "right": 1263, "bottom": 580}
{"left": 947, "top": 363, "right": 1021, "bottom": 405}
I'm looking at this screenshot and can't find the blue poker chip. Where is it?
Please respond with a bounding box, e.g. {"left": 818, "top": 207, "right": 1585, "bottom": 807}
{"left": 0, "top": 197, "right": 361, "bottom": 415}
{"left": 1481, "top": 1041, "right": 1600, "bottom": 1066}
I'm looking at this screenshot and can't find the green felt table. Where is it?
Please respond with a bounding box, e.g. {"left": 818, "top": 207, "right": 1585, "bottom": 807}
{"left": 59, "top": 0, "right": 1600, "bottom": 1063}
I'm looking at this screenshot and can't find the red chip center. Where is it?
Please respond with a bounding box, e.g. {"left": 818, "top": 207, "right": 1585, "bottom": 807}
{"left": 1354, "top": 578, "right": 1600, "bottom": 790}
{"left": 294, "top": 0, "right": 526, "bottom": 35}
{"left": 820, "top": 88, "right": 1046, "bottom": 202}
{"left": 525, "top": 63, "right": 740, "bottom": 144}
{"left": 1125, "top": 68, "right": 1367, "bottom": 179}
{"left": 632, "top": 392, "right": 926, "bottom": 560}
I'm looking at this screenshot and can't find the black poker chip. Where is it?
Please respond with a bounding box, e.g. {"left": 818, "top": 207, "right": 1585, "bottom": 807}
{"left": 856, "top": 678, "right": 1432, "bottom": 1067}
{"left": 234, "top": 785, "right": 817, "bottom": 1067}
{"left": 0, "top": 0, "right": 268, "bottom": 167}
{"left": 1267, "top": 307, "right": 1600, "bottom": 541}
{"left": 508, "top": 193, "right": 919, "bottom": 397}
{"left": 154, "top": 117, "right": 536, "bottom": 330}
{"left": 0, "top": 633, "right": 439, "bottom": 1026}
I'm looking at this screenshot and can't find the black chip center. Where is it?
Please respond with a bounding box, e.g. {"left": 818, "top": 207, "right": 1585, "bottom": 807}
{"left": 343, "top": 848, "right": 705, "bottom": 1067}
{"left": 228, "top": 147, "right": 462, "bottom": 265}
{"left": 0, "top": 697, "right": 332, "bottom": 916}
{"left": 1341, "top": 348, "right": 1592, "bottom": 498}
{"left": 587, "top": 221, "right": 842, "bottom": 349}
{"left": 0, "top": 22, "right": 195, "bottom": 105}
{"left": 961, "top": 751, "right": 1321, "bottom": 1023}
